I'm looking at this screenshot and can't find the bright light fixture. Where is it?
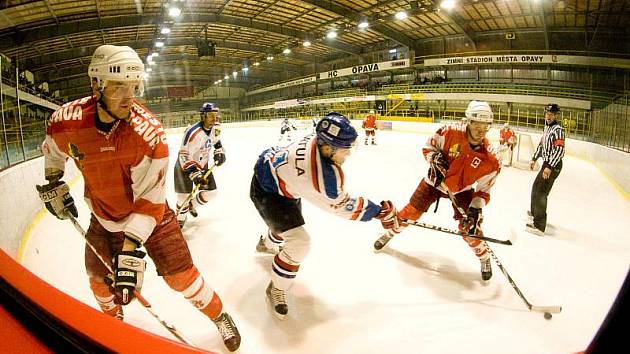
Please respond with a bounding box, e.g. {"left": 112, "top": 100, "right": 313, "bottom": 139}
{"left": 303, "top": 40, "right": 311, "bottom": 47}
{"left": 146, "top": 68, "right": 152, "bottom": 72}
{"left": 358, "top": 21, "right": 369, "bottom": 29}
{"left": 242, "top": 67, "right": 249, "bottom": 72}
{"left": 389, "top": 49, "right": 397, "bottom": 53}
{"left": 161, "top": 28, "right": 171, "bottom": 34}
{"left": 326, "top": 31, "right": 337, "bottom": 39}
{"left": 155, "top": 41, "right": 164, "bottom": 48}
{"left": 395, "top": 11, "right": 407, "bottom": 20}
{"left": 253, "top": 61, "right": 260, "bottom": 66}
{"left": 151, "top": 52, "right": 159, "bottom": 57}
{"left": 168, "top": 7, "right": 181, "bottom": 17}
{"left": 283, "top": 48, "right": 291, "bottom": 54}
{"left": 224, "top": 75, "right": 229, "bottom": 79}
{"left": 440, "top": 0, "right": 456, "bottom": 10}
{"left": 267, "top": 55, "right": 274, "bottom": 60}
{"left": 232, "top": 71, "right": 238, "bottom": 77}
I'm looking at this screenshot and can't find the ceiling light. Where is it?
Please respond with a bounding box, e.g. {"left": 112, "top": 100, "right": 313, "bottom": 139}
{"left": 155, "top": 41, "right": 164, "bottom": 48}
{"left": 326, "top": 31, "right": 337, "bottom": 39}
{"left": 224, "top": 75, "right": 229, "bottom": 79}
{"left": 267, "top": 55, "right": 274, "bottom": 60}
{"left": 151, "top": 52, "right": 159, "bottom": 57}
{"left": 303, "top": 40, "right": 311, "bottom": 47}
{"left": 358, "top": 21, "right": 369, "bottom": 29}
{"left": 440, "top": 0, "right": 456, "bottom": 10}
{"left": 395, "top": 11, "right": 408, "bottom": 20}
{"left": 283, "top": 48, "right": 291, "bottom": 54}
{"left": 232, "top": 71, "right": 238, "bottom": 77}
{"left": 146, "top": 68, "right": 152, "bottom": 72}
{"left": 218, "top": 79, "right": 222, "bottom": 83}
{"left": 242, "top": 67, "right": 249, "bottom": 72}
{"left": 389, "top": 49, "right": 397, "bottom": 53}
{"left": 168, "top": 7, "right": 181, "bottom": 17}
{"left": 253, "top": 61, "right": 260, "bottom": 66}
{"left": 161, "top": 27, "right": 171, "bottom": 34}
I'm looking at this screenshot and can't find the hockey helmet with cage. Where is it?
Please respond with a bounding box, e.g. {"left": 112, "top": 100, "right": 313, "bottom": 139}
{"left": 544, "top": 103, "right": 560, "bottom": 114}
{"left": 88, "top": 45, "right": 145, "bottom": 96}
{"left": 316, "top": 112, "right": 358, "bottom": 149}
{"left": 465, "top": 100, "right": 493, "bottom": 123}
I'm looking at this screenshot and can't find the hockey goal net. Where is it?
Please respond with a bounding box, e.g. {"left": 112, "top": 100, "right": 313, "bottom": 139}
{"left": 511, "top": 133, "right": 539, "bottom": 170}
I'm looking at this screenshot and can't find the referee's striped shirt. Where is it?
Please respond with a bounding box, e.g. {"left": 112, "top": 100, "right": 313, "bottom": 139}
{"left": 532, "top": 120, "right": 565, "bottom": 168}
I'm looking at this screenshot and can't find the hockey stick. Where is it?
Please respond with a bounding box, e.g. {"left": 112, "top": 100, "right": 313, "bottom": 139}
{"left": 175, "top": 163, "right": 216, "bottom": 215}
{"left": 67, "top": 214, "right": 197, "bottom": 346}
{"left": 406, "top": 220, "right": 512, "bottom": 245}
{"left": 487, "top": 246, "right": 562, "bottom": 314}
{"left": 440, "top": 183, "right": 562, "bottom": 314}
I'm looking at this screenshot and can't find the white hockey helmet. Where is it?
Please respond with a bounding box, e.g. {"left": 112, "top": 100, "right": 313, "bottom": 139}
{"left": 88, "top": 45, "right": 145, "bottom": 96}
{"left": 465, "top": 100, "right": 493, "bottom": 123}
{"left": 504, "top": 122, "right": 509, "bottom": 127}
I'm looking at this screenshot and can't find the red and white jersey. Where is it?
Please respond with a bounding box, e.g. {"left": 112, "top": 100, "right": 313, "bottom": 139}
{"left": 423, "top": 122, "right": 501, "bottom": 209}
{"left": 42, "top": 96, "right": 169, "bottom": 243}
{"left": 363, "top": 114, "right": 377, "bottom": 130}
{"left": 178, "top": 121, "right": 221, "bottom": 173}
{"left": 500, "top": 128, "right": 515, "bottom": 144}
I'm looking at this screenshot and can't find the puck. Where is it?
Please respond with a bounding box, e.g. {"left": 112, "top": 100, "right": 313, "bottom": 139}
{"left": 544, "top": 312, "right": 552, "bottom": 320}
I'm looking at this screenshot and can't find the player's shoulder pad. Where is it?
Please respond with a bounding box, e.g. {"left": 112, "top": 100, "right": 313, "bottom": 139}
{"left": 129, "top": 101, "right": 167, "bottom": 150}
{"left": 47, "top": 95, "right": 95, "bottom": 128}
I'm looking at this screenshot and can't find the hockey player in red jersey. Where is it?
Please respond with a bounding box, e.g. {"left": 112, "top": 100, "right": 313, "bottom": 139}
{"left": 499, "top": 123, "right": 516, "bottom": 165}
{"left": 373, "top": 101, "right": 501, "bottom": 281}
{"left": 362, "top": 109, "right": 378, "bottom": 145}
{"left": 35, "top": 45, "right": 240, "bottom": 351}
{"left": 174, "top": 102, "right": 225, "bottom": 228}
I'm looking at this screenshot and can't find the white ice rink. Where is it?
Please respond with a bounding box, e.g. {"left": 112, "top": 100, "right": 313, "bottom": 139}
{"left": 19, "top": 124, "right": 630, "bottom": 354}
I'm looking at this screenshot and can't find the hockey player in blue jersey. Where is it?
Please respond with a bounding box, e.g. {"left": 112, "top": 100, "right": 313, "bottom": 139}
{"left": 250, "top": 112, "right": 401, "bottom": 319}
{"left": 174, "top": 102, "right": 226, "bottom": 228}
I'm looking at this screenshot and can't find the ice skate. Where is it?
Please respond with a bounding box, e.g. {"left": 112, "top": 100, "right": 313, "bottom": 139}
{"left": 480, "top": 257, "right": 492, "bottom": 281}
{"left": 373, "top": 231, "right": 394, "bottom": 251}
{"left": 212, "top": 312, "right": 241, "bottom": 352}
{"left": 266, "top": 282, "right": 288, "bottom": 320}
{"left": 256, "top": 235, "right": 282, "bottom": 255}
{"left": 525, "top": 223, "right": 544, "bottom": 236}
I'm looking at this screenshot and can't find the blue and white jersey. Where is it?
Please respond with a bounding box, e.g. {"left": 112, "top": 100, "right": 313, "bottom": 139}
{"left": 255, "top": 134, "right": 382, "bottom": 221}
{"left": 178, "top": 121, "right": 221, "bottom": 173}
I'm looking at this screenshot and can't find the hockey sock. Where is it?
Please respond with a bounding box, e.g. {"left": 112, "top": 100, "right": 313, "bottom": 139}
{"left": 265, "top": 229, "right": 284, "bottom": 249}
{"left": 164, "top": 266, "right": 224, "bottom": 319}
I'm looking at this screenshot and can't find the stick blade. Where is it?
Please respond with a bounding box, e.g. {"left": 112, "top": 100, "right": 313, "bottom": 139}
{"left": 531, "top": 305, "right": 562, "bottom": 314}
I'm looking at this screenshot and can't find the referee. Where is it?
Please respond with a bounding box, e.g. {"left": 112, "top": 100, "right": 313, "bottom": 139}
{"left": 527, "top": 103, "right": 565, "bottom": 236}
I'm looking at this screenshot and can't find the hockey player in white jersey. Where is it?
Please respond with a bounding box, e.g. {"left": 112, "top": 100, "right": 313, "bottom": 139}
{"left": 278, "top": 117, "right": 297, "bottom": 144}
{"left": 174, "top": 102, "right": 226, "bottom": 228}
{"left": 251, "top": 112, "right": 401, "bottom": 319}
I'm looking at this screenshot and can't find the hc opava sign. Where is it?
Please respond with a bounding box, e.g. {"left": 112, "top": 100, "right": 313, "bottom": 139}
{"left": 319, "top": 59, "right": 410, "bottom": 80}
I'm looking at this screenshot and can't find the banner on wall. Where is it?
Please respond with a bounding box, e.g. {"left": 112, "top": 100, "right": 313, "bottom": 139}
{"left": 166, "top": 86, "right": 194, "bottom": 98}
{"left": 423, "top": 55, "right": 630, "bottom": 69}
{"left": 318, "top": 59, "right": 410, "bottom": 80}
{"left": 248, "top": 76, "right": 317, "bottom": 95}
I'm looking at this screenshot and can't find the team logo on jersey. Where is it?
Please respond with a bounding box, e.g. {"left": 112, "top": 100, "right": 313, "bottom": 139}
{"left": 448, "top": 144, "right": 461, "bottom": 158}
{"left": 68, "top": 143, "right": 85, "bottom": 170}
{"left": 471, "top": 156, "right": 481, "bottom": 168}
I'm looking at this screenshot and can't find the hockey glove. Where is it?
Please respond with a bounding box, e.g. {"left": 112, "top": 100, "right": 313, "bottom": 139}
{"left": 189, "top": 169, "right": 209, "bottom": 185}
{"left": 377, "top": 200, "right": 404, "bottom": 234}
{"left": 427, "top": 152, "right": 449, "bottom": 186}
{"left": 36, "top": 180, "right": 78, "bottom": 220}
{"left": 461, "top": 207, "right": 483, "bottom": 236}
{"left": 213, "top": 148, "right": 226, "bottom": 166}
{"left": 111, "top": 244, "right": 146, "bottom": 305}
